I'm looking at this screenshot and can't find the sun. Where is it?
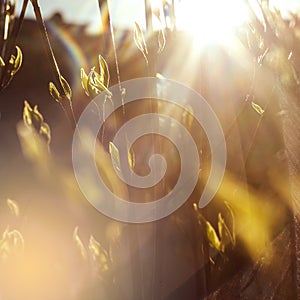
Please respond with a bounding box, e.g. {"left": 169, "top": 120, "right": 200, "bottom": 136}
{"left": 176, "top": 0, "right": 249, "bottom": 48}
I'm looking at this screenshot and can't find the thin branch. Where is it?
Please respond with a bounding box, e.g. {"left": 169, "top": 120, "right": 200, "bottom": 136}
{"left": 0, "top": 0, "right": 29, "bottom": 90}
{"left": 30, "top": 0, "right": 62, "bottom": 90}
{"left": 144, "top": 0, "right": 153, "bottom": 32}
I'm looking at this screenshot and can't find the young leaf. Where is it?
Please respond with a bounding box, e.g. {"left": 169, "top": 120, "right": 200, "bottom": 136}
{"left": 93, "top": 73, "right": 112, "bottom": 96}
{"left": 134, "top": 22, "right": 148, "bottom": 63}
{"left": 86, "top": 68, "right": 112, "bottom": 98}
{"left": 218, "top": 213, "right": 233, "bottom": 253}
{"left": 59, "top": 75, "right": 72, "bottom": 100}
{"left": 23, "top": 101, "right": 51, "bottom": 145}
{"left": 88, "top": 235, "right": 109, "bottom": 271}
{"left": 73, "top": 227, "right": 87, "bottom": 260}
{"left": 251, "top": 101, "right": 265, "bottom": 115}
{"left": 49, "top": 82, "right": 62, "bottom": 102}
{"left": 206, "top": 221, "right": 221, "bottom": 251}
{"left": 23, "top": 100, "right": 43, "bottom": 129}
{"left": 0, "top": 56, "right": 5, "bottom": 66}
{"left": 109, "top": 141, "right": 121, "bottom": 171}
{"left": 128, "top": 147, "right": 135, "bottom": 170}
{"left": 0, "top": 228, "right": 24, "bottom": 259}
{"left": 80, "top": 68, "right": 90, "bottom": 96}
{"left": 10, "top": 46, "right": 23, "bottom": 75}
{"left": 224, "top": 201, "right": 236, "bottom": 246}
{"left": 98, "top": 54, "right": 110, "bottom": 88}
{"left": 81, "top": 62, "right": 112, "bottom": 99}
{"left": 157, "top": 27, "right": 166, "bottom": 53}
{"left": 40, "top": 122, "right": 51, "bottom": 145}
{"left": 6, "top": 198, "right": 19, "bottom": 217}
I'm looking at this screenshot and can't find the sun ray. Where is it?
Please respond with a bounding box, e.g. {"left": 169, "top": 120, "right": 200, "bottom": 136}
{"left": 175, "top": 0, "right": 249, "bottom": 48}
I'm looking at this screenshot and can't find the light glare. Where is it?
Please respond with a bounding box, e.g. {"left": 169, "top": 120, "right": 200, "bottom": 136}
{"left": 176, "top": 0, "right": 249, "bottom": 47}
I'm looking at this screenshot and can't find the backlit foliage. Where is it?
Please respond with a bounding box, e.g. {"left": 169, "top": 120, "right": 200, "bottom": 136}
{"left": 81, "top": 54, "right": 111, "bottom": 99}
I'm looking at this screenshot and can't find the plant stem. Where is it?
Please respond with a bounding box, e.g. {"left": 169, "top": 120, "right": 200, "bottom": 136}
{"left": 98, "top": 0, "right": 112, "bottom": 57}
{"left": 171, "top": 0, "right": 176, "bottom": 31}
{"left": 144, "top": 0, "right": 153, "bottom": 33}
{"left": 6, "top": 0, "right": 28, "bottom": 59}
{"left": 30, "top": 0, "right": 62, "bottom": 90}
{"left": 30, "top": 0, "right": 76, "bottom": 127}
{"left": 0, "top": 0, "right": 29, "bottom": 90}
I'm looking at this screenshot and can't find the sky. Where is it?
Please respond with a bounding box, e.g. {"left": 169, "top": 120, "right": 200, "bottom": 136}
{"left": 16, "top": 0, "right": 300, "bottom": 32}
{"left": 16, "top": 0, "right": 145, "bottom": 32}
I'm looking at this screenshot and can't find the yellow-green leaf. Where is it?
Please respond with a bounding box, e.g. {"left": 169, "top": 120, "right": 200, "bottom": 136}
{"left": 59, "top": 75, "right": 72, "bottom": 100}
{"left": 13, "top": 46, "right": 22, "bottom": 74}
{"left": 0, "top": 56, "right": 5, "bottom": 67}
{"left": 98, "top": 54, "right": 110, "bottom": 88}
{"left": 218, "top": 213, "right": 233, "bottom": 253}
{"left": 88, "top": 235, "right": 109, "bottom": 271}
{"left": 128, "top": 148, "right": 135, "bottom": 170}
{"left": 109, "top": 141, "right": 121, "bottom": 171}
{"left": 40, "top": 122, "right": 51, "bottom": 145}
{"left": 49, "top": 82, "right": 62, "bottom": 102}
{"left": 82, "top": 65, "right": 112, "bottom": 99}
{"left": 80, "top": 68, "right": 90, "bottom": 97}
{"left": 6, "top": 198, "right": 19, "bottom": 217}
{"left": 23, "top": 100, "right": 43, "bottom": 129}
{"left": 251, "top": 101, "right": 265, "bottom": 115}
{"left": 89, "top": 235, "right": 101, "bottom": 257}
{"left": 9, "top": 46, "right": 23, "bottom": 76}
{"left": 224, "top": 201, "right": 236, "bottom": 246}
{"left": 206, "top": 221, "right": 221, "bottom": 251}
{"left": 23, "top": 101, "right": 51, "bottom": 145}
{"left": 73, "top": 226, "right": 87, "bottom": 260}
{"left": 93, "top": 74, "right": 112, "bottom": 96}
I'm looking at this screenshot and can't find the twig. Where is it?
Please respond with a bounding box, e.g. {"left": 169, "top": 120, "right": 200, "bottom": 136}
{"left": 30, "top": 0, "right": 61, "bottom": 90}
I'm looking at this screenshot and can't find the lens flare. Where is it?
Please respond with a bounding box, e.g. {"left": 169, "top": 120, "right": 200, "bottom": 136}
{"left": 176, "top": 0, "right": 249, "bottom": 47}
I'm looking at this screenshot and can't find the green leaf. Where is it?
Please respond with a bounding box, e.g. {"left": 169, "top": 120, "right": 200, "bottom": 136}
{"left": 87, "top": 68, "right": 112, "bottom": 98}
{"left": 13, "top": 46, "right": 22, "bottom": 73}
{"left": 23, "top": 101, "right": 43, "bottom": 129}
{"left": 251, "top": 101, "right": 265, "bottom": 115}
{"left": 80, "top": 68, "right": 90, "bottom": 97}
{"left": 206, "top": 221, "right": 221, "bottom": 251}
{"left": 59, "top": 75, "right": 72, "bottom": 100}
{"left": 49, "top": 82, "right": 62, "bottom": 102}
{"left": 85, "top": 68, "right": 98, "bottom": 98}
{"left": 23, "top": 101, "right": 51, "bottom": 145}
{"left": 98, "top": 54, "right": 110, "bottom": 88}
{"left": 93, "top": 74, "right": 112, "bottom": 96}
{"left": 81, "top": 58, "right": 111, "bottom": 99}
{"left": 9, "top": 46, "right": 23, "bottom": 76}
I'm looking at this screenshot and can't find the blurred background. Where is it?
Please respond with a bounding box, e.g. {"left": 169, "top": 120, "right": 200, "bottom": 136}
{"left": 0, "top": 0, "right": 298, "bottom": 299}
